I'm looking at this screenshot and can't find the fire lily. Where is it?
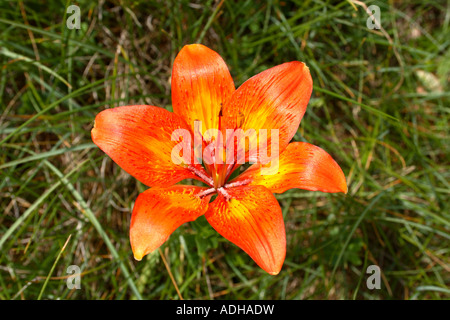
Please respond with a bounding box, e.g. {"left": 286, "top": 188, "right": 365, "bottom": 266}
{"left": 91, "top": 44, "right": 347, "bottom": 275}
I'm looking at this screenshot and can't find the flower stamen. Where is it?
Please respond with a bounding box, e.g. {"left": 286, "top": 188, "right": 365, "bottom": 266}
{"left": 198, "top": 187, "right": 217, "bottom": 199}
{"left": 224, "top": 179, "right": 251, "bottom": 189}
{"left": 217, "top": 187, "right": 231, "bottom": 201}
{"left": 188, "top": 165, "right": 214, "bottom": 187}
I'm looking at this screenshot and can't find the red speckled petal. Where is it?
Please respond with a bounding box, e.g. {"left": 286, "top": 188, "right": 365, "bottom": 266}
{"left": 221, "top": 61, "right": 313, "bottom": 165}
{"left": 130, "top": 185, "right": 212, "bottom": 261}
{"left": 205, "top": 185, "right": 286, "bottom": 275}
{"left": 233, "top": 142, "right": 347, "bottom": 194}
{"left": 171, "top": 44, "right": 235, "bottom": 135}
{"left": 91, "top": 105, "right": 203, "bottom": 187}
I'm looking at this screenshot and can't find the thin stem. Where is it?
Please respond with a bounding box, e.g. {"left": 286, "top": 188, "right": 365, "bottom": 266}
{"left": 37, "top": 234, "right": 72, "bottom": 300}
{"left": 158, "top": 248, "right": 183, "bottom": 300}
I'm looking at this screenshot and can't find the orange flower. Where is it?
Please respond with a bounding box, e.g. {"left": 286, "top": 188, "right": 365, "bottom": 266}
{"left": 91, "top": 44, "right": 347, "bottom": 275}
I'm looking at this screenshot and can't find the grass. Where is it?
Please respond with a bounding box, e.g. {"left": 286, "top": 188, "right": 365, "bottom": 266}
{"left": 0, "top": 0, "right": 449, "bottom": 300}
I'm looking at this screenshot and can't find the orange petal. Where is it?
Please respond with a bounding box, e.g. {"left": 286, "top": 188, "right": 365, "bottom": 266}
{"left": 234, "top": 142, "right": 348, "bottom": 194}
{"left": 130, "top": 185, "right": 212, "bottom": 261}
{"left": 205, "top": 185, "right": 286, "bottom": 275}
{"left": 221, "top": 61, "right": 313, "bottom": 165}
{"left": 91, "top": 105, "right": 201, "bottom": 187}
{"left": 171, "top": 44, "right": 235, "bottom": 136}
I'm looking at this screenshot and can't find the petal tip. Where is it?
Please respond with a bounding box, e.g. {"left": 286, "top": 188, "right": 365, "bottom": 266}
{"left": 184, "top": 43, "right": 203, "bottom": 48}
{"left": 263, "top": 261, "right": 283, "bottom": 275}
{"left": 336, "top": 176, "right": 348, "bottom": 194}
{"left": 180, "top": 43, "right": 209, "bottom": 56}
{"left": 268, "top": 269, "right": 281, "bottom": 276}
{"left": 132, "top": 248, "right": 145, "bottom": 261}
{"left": 90, "top": 123, "right": 97, "bottom": 138}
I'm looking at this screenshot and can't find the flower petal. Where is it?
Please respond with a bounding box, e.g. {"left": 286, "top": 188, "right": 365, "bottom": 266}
{"left": 221, "top": 61, "right": 313, "bottom": 165}
{"left": 130, "top": 185, "right": 212, "bottom": 261}
{"left": 171, "top": 44, "right": 235, "bottom": 135}
{"left": 91, "top": 105, "right": 201, "bottom": 187}
{"left": 234, "top": 142, "right": 348, "bottom": 194}
{"left": 205, "top": 185, "right": 286, "bottom": 275}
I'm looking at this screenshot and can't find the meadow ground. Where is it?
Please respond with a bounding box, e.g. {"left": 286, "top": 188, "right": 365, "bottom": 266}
{"left": 0, "top": 0, "right": 449, "bottom": 300}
